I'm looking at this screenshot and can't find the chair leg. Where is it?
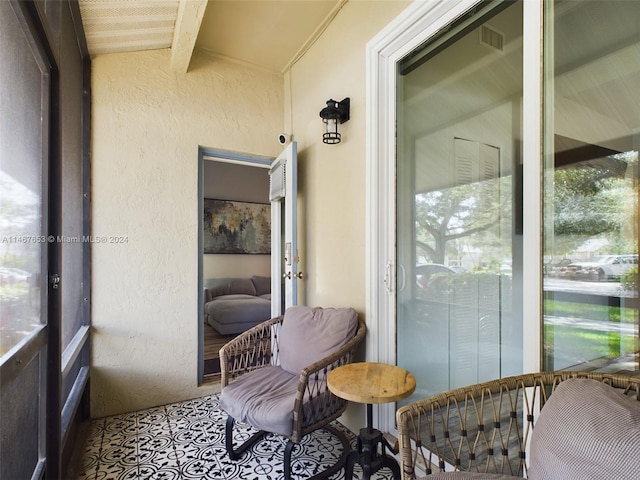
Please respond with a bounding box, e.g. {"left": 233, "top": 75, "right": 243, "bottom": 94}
{"left": 380, "top": 454, "right": 402, "bottom": 480}
{"left": 285, "top": 425, "right": 352, "bottom": 480}
{"left": 284, "top": 440, "right": 295, "bottom": 480}
{"left": 225, "top": 416, "right": 267, "bottom": 461}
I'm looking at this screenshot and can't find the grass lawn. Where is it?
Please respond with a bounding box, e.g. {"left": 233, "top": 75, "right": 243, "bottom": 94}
{"left": 544, "top": 299, "right": 637, "bottom": 324}
{"left": 544, "top": 324, "right": 636, "bottom": 361}
{"left": 544, "top": 300, "right": 638, "bottom": 367}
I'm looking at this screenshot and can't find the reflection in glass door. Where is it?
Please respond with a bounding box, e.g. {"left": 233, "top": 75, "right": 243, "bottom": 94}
{"left": 542, "top": 1, "right": 640, "bottom": 372}
{"left": 0, "top": 2, "right": 48, "bottom": 478}
{"left": 396, "top": 1, "right": 524, "bottom": 401}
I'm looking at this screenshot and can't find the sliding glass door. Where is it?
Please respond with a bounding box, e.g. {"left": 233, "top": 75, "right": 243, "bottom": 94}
{"left": 396, "top": 1, "right": 524, "bottom": 400}
{"left": 391, "top": 0, "right": 639, "bottom": 403}
{"left": 542, "top": 1, "right": 640, "bottom": 372}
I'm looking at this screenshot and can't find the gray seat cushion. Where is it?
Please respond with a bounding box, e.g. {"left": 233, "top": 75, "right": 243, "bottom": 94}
{"left": 529, "top": 378, "right": 640, "bottom": 480}
{"left": 205, "top": 295, "right": 271, "bottom": 334}
{"left": 220, "top": 365, "right": 299, "bottom": 436}
{"left": 210, "top": 294, "right": 259, "bottom": 302}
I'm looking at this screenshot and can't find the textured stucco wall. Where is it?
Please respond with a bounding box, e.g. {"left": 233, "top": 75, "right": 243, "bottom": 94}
{"left": 91, "top": 49, "right": 283, "bottom": 417}
{"left": 289, "top": 0, "right": 409, "bottom": 310}
{"left": 286, "top": 0, "right": 410, "bottom": 432}
{"left": 288, "top": 1, "right": 410, "bottom": 314}
{"left": 90, "top": 1, "right": 411, "bottom": 419}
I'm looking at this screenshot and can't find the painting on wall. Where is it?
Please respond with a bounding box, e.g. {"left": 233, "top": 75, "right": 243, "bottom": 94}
{"left": 204, "top": 199, "right": 271, "bottom": 254}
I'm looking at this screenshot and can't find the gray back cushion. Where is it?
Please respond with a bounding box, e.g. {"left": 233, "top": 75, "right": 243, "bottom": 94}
{"left": 251, "top": 275, "right": 271, "bottom": 296}
{"left": 228, "top": 278, "right": 256, "bottom": 296}
{"left": 205, "top": 278, "right": 257, "bottom": 299}
{"left": 204, "top": 278, "right": 231, "bottom": 298}
{"left": 279, "top": 306, "right": 358, "bottom": 374}
{"left": 529, "top": 378, "right": 640, "bottom": 480}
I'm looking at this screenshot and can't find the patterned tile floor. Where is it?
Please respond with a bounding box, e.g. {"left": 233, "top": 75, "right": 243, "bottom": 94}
{"left": 75, "top": 394, "right": 397, "bottom": 480}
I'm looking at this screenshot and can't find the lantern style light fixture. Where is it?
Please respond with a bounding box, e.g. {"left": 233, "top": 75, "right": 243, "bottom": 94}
{"left": 319, "top": 98, "right": 350, "bottom": 144}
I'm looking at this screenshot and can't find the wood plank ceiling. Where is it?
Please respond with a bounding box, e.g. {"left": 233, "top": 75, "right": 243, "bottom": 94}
{"left": 77, "top": 0, "right": 344, "bottom": 74}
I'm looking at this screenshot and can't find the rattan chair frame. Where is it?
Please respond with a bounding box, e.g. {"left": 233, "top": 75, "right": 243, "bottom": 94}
{"left": 396, "top": 371, "right": 640, "bottom": 479}
{"left": 219, "top": 314, "right": 367, "bottom": 479}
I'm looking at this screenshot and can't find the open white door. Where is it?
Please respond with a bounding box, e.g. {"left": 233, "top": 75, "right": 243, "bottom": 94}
{"left": 269, "top": 141, "right": 299, "bottom": 316}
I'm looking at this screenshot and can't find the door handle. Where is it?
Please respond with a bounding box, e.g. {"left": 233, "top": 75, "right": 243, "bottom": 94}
{"left": 283, "top": 272, "right": 303, "bottom": 280}
{"left": 398, "top": 263, "right": 406, "bottom": 292}
{"left": 50, "top": 273, "right": 61, "bottom": 289}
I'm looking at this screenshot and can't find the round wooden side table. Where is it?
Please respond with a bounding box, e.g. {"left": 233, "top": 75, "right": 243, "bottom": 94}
{"left": 327, "top": 362, "right": 416, "bottom": 480}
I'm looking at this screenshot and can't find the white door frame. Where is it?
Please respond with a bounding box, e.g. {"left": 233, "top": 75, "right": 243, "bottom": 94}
{"left": 365, "top": 0, "right": 543, "bottom": 434}
{"left": 269, "top": 141, "right": 299, "bottom": 317}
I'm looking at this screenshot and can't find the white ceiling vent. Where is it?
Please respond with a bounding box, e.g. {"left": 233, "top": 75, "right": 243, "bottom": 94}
{"left": 480, "top": 24, "right": 504, "bottom": 52}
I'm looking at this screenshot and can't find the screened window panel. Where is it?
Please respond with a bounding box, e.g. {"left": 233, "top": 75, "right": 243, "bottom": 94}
{"left": 0, "top": 0, "right": 45, "bottom": 356}
{"left": 0, "top": 354, "right": 41, "bottom": 479}
{"left": 60, "top": 0, "right": 86, "bottom": 352}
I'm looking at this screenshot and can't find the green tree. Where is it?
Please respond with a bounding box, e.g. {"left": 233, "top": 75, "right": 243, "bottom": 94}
{"left": 550, "top": 157, "right": 636, "bottom": 255}
{"left": 415, "top": 178, "right": 511, "bottom": 265}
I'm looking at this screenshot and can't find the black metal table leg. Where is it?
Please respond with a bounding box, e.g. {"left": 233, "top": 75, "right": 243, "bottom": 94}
{"left": 343, "top": 404, "right": 401, "bottom": 480}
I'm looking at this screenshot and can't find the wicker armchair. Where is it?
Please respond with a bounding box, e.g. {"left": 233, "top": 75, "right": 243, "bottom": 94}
{"left": 396, "top": 371, "right": 640, "bottom": 479}
{"left": 219, "top": 306, "right": 366, "bottom": 480}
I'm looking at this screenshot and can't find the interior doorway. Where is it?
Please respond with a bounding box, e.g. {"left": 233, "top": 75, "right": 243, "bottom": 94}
{"left": 198, "top": 148, "right": 272, "bottom": 384}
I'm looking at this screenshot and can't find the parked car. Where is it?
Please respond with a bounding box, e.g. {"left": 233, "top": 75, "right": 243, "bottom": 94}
{"left": 566, "top": 254, "right": 638, "bottom": 281}
{"left": 544, "top": 258, "right": 573, "bottom": 277}
{"left": 0, "top": 267, "right": 31, "bottom": 285}
{"left": 416, "top": 264, "right": 456, "bottom": 289}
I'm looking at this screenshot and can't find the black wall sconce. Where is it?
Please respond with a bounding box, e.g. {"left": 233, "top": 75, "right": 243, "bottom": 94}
{"left": 319, "top": 98, "right": 350, "bottom": 144}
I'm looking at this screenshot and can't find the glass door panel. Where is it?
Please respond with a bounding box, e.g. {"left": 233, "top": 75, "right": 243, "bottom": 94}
{"left": 543, "top": 1, "right": 640, "bottom": 372}
{"left": 396, "top": 1, "right": 524, "bottom": 401}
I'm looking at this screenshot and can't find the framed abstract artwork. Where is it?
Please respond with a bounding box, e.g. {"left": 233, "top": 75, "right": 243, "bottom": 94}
{"left": 203, "top": 199, "right": 271, "bottom": 254}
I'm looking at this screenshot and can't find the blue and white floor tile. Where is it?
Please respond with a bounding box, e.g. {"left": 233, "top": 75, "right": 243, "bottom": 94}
{"left": 76, "top": 394, "right": 396, "bottom": 480}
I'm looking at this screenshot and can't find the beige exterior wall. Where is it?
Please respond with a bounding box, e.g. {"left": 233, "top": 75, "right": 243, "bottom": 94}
{"left": 288, "top": 0, "right": 409, "bottom": 310}
{"left": 286, "top": 0, "right": 410, "bottom": 431}
{"left": 90, "top": 1, "right": 410, "bottom": 419}
{"left": 91, "top": 49, "right": 283, "bottom": 417}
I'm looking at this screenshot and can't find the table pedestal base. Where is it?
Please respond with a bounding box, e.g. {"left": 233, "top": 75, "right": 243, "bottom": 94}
{"left": 326, "top": 364, "right": 415, "bottom": 480}
{"left": 344, "top": 426, "right": 400, "bottom": 480}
